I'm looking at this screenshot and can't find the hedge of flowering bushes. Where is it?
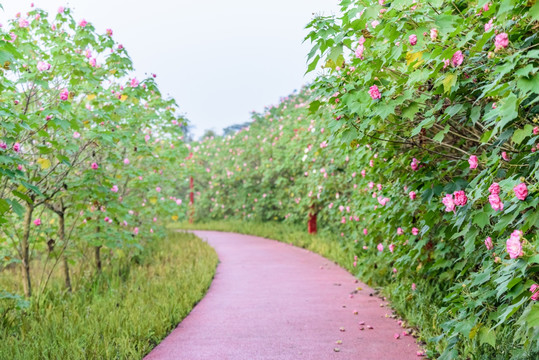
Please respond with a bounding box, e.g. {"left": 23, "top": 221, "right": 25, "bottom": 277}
{"left": 0, "top": 5, "right": 188, "bottom": 301}
{"left": 189, "top": 0, "right": 539, "bottom": 357}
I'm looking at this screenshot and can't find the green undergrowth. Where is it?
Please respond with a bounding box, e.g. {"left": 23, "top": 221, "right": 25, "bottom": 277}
{"left": 0, "top": 231, "right": 218, "bottom": 360}
{"left": 175, "top": 221, "right": 538, "bottom": 359}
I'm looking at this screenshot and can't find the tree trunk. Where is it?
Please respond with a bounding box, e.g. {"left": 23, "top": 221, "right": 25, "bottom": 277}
{"left": 58, "top": 212, "right": 71, "bottom": 292}
{"left": 95, "top": 245, "right": 102, "bottom": 273}
{"left": 95, "top": 225, "right": 102, "bottom": 273}
{"left": 21, "top": 204, "right": 34, "bottom": 297}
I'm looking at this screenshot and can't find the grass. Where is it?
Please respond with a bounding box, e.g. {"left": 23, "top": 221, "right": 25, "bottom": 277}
{"left": 0, "top": 231, "right": 218, "bottom": 359}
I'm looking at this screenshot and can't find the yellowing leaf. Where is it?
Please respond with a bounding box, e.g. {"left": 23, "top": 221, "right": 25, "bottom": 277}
{"left": 37, "top": 158, "right": 51, "bottom": 170}
{"left": 110, "top": 69, "right": 117, "bottom": 74}
{"left": 87, "top": 94, "right": 96, "bottom": 101}
{"left": 442, "top": 74, "right": 458, "bottom": 93}
{"left": 171, "top": 215, "right": 179, "bottom": 221}
{"left": 149, "top": 197, "right": 157, "bottom": 204}
{"left": 120, "top": 95, "right": 128, "bottom": 102}
{"left": 406, "top": 51, "right": 424, "bottom": 67}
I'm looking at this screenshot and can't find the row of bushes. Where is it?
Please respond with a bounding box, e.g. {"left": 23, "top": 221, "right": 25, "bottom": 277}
{"left": 0, "top": 5, "right": 188, "bottom": 305}
{"left": 187, "top": 1, "right": 538, "bottom": 357}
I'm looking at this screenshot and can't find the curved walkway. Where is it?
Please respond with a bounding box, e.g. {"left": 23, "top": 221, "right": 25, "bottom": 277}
{"left": 145, "top": 231, "right": 421, "bottom": 360}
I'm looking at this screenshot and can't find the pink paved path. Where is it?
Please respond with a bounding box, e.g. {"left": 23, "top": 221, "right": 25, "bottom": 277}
{"left": 145, "top": 231, "right": 420, "bottom": 360}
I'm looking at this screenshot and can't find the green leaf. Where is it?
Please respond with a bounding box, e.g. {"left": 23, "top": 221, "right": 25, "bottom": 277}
{"left": 529, "top": 1, "right": 539, "bottom": 21}
{"left": 473, "top": 211, "right": 490, "bottom": 229}
{"left": 0, "top": 198, "right": 10, "bottom": 214}
{"left": 517, "top": 74, "right": 539, "bottom": 94}
{"left": 411, "top": 117, "right": 435, "bottom": 136}
{"left": 306, "top": 55, "right": 320, "bottom": 74}
{"left": 512, "top": 125, "right": 534, "bottom": 144}
{"left": 402, "top": 103, "right": 419, "bottom": 120}
{"left": 494, "top": 93, "right": 519, "bottom": 133}
{"left": 478, "top": 327, "right": 496, "bottom": 347}
{"left": 525, "top": 303, "right": 539, "bottom": 327}
{"left": 442, "top": 73, "right": 457, "bottom": 93}
{"left": 432, "top": 125, "right": 450, "bottom": 142}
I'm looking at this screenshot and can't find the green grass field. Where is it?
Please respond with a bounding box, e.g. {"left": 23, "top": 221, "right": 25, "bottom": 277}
{"left": 0, "top": 231, "right": 218, "bottom": 360}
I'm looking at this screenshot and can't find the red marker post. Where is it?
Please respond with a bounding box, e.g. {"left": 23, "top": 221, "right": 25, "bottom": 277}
{"left": 308, "top": 204, "right": 317, "bottom": 234}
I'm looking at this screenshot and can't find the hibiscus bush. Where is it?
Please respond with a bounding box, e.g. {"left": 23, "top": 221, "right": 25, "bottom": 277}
{"left": 0, "top": 5, "right": 188, "bottom": 301}
{"left": 189, "top": 0, "right": 539, "bottom": 357}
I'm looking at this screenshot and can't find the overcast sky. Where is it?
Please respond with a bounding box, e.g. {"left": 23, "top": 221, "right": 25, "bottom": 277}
{"left": 1, "top": 1, "right": 338, "bottom": 139}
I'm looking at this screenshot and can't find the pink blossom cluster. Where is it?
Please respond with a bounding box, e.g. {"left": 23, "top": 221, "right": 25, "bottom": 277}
{"left": 506, "top": 230, "right": 523, "bottom": 259}
{"left": 530, "top": 284, "right": 539, "bottom": 301}
{"left": 442, "top": 190, "right": 467, "bottom": 212}
{"left": 488, "top": 182, "right": 503, "bottom": 211}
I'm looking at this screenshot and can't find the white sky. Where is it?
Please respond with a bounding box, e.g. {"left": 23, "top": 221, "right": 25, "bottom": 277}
{"left": 1, "top": 1, "right": 338, "bottom": 139}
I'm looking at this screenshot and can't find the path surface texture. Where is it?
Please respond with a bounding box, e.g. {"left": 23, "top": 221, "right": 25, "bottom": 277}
{"left": 145, "top": 231, "right": 421, "bottom": 360}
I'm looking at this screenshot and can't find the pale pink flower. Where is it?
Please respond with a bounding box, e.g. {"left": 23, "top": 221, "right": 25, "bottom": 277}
{"left": 111, "top": 185, "right": 119, "bottom": 192}
{"left": 371, "top": 20, "right": 380, "bottom": 29}
{"left": 484, "top": 19, "right": 494, "bottom": 32}
{"left": 530, "top": 284, "right": 539, "bottom": 301}
{"left": 489, "top": 182, "right": 500, "bottom": 195}
{"left": 13, "top": 143, "right": 20, "bottom": 152}
{"left": 485, "top": 236, "right": 493, "bottom": 250}
{"left": 452, "top": 51, "right": 464, "bottom": 67}
{"left": 412, "top": 283, "right": 417, "bottom": 291}
{"left": 73, "top": 131, "right": 80, "bottom": 139}
{"left": 133, "top": 227, "right": 139, "bottom": 235}
{"left": 533, "top": 126, "right": 539, "bottom": 135}
{"left": 409, "top": 191, "right": 416, "bottom": 200}
{"left": 389, "top": 243, "right": 395, "bottom": 253}
{"left": 89, "top": 58, "right": 96, "bottom": 67}
{"left": 123, "top": 158, "right": 130, "bottom": 165}
{"left": 483, "top": 3, "right": 490, "bottom": 11}
{"left": 397, "top": 227, "right": 404, "bottom": 235}
{"left": 91, "top": 162, "right": 98, "bottom": 170}
{"left": 377, "top": 243, "right": 384, "bottom": 252}
{"left": 363, "top": 228, "right": 368, "bottom": 235}
{"left": 37, "top": 61, "right": 51, "bottom": 71}
{"left": 442, "top": 194, "right": 455, "bottom": 212}
{"left": 130, "top": 78, "right": 139, "bottom": 87}
{"left": 453, "top": 190, "right": 468, "bottom": 206}
{"left": 368, "top": 85, "right": 381, "bottom": 100}
{"left": 355, "top": 44, "right": 365, "bottom": 59}
{"left": 60, "top": 88, "right": 69, "bottom": 101}
{"left": 506, "top": 230, "right": 523, "bottom": 259}
{"left": 411, "top": 158, "right": 419, "bottom": 171}
{"left": 412, "top": 227, "right": 419, "bottom": 236}
{"left": 79, "top": 19, "right": 88, "bottom": 27}
{"left": 156, "top": 186, "right": 161, "bottom": 193}
{"left": 409, "top": 34, "right": 417, "bottom": 46}
{"left": 106, "top": 28, "right": 113, "bottom": 36}
{"left": 19, "top": 18, "right": 29, "bottom": 28}
{"left": 443, "top": 58, "right": 450, "bottom": 69}
{"left": 502, "top": 151, "right": 510, "bottom": 161}
{"left": 468, "top": 155, "right": 478, "bottom": 169}
{"left": 489, "top": 194, "right": 504, "bottom": 211}
{"left": 34, "top": 218, "right": 41, "bottom": 226}
{"left": 513, "top": 183, "right": 528, "bottom": 201}
{"left": 176, "top": 199, "right": 182, "bottom": 205}
{"left": 358, "top": 35, "right": 366, "bottom": 45}
{"left": 495, "top": 33, "right": 509, "bottom": 51}
{"left": 430, "top": 28, "right": 438, "bottom": 40}
{"left": 58, "top": 6, "right": 64, "bottom": 13}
